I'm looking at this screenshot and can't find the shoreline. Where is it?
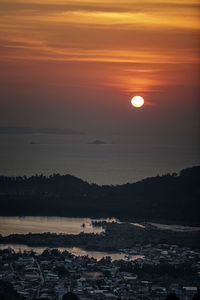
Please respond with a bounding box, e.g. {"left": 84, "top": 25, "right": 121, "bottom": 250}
{"left": 0, "top": 221, "right": 200, "bottom": 250}
{"left": 0, "top": 214, "right": 199, "bottom": 227}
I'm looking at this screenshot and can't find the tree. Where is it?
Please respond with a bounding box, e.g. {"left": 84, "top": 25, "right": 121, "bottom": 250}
{"left": 164, "top": 293, "right": 180, "bottom": 300}
{"left": 192, "top": 288, "right": 200, "bottom": 300}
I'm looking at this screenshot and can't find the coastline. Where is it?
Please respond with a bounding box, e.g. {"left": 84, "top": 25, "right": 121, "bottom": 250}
{"left": 0, "top": 221, "right": 199, "bottom": 251}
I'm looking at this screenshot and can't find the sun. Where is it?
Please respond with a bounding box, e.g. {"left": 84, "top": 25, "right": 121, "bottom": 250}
{"left": 131, "top": 96, "right": 144, "bottom": 108}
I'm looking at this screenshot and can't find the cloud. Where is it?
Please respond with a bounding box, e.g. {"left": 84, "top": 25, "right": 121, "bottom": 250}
{"left": 0, "top": 0, "right": 199, "bottom": 106}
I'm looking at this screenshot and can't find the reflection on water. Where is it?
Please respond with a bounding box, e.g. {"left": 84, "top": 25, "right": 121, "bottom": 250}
{"left": 0, "top": 133, "right": 199, "bottom": 185}
{"left": 0, "top": 216, "right": 117, "bottom": 236}
{"left": 0, "top": 216, "right": 146, "bottom": 261}
{"left": 130, "top": 223, "right": 145, "bottom": 228}
{"left": 0, "top": 244, "right": 144, "bottom": 261}
{"left": 149, "top": 222, "right": 200, "bottom": 232}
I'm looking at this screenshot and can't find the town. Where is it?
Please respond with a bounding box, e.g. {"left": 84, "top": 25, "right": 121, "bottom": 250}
{"left": 0, "top": 244, "right": 199, "bottom": 300}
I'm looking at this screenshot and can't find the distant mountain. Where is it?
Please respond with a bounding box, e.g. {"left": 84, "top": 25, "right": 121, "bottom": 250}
{"left": 0, "top": 166, "right": 199, "bottom": 225}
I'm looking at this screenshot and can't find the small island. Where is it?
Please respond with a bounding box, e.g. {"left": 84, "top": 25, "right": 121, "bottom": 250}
{"left": 88, "top": 140, "right": 106, "bottom": 145}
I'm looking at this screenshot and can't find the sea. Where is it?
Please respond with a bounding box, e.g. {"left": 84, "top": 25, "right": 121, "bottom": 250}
{"left": 0, "top": 133, "right": 199, "bottom": 185}
{"left": 0, "top": 132, "right": 199, "bottom": 259}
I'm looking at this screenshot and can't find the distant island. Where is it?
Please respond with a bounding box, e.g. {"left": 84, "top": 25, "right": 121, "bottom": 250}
{"left": 0, "top": 166, "right": 199, "bottom": 225}
{"left": 30, "top": 141, "right": 40, "bottom": 145}
{"left": 89, "top": 139, "right": 106, "bottom": 144}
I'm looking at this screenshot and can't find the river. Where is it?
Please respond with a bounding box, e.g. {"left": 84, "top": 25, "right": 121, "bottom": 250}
{"left": 0, "top": 244, "right": 144, "bottom": 261}
{"left": 0, "top": 216, "right": 114, "bottom": 236}
{"left": 0, "top": 216, "right": 145, "bottom": 261}
{"left": 2, "top": 216, "right": 196, "bottom": 261}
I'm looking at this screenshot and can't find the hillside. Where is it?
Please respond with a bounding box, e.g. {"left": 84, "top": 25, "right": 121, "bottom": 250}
{"left": 0, "top": 166, "right": 199, "bottom": 225}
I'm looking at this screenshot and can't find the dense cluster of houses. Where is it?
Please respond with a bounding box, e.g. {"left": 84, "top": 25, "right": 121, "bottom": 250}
{"left": 0, "top": 244, "right": 199, "bottom": 299}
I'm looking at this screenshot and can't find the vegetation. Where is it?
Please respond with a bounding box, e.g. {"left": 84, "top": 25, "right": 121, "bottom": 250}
{"left": 0, "top": 221, "right": 199, "bottom": 250}
{"left": 164, "top": 293, "right": 180, "bottom": 300}
{"left": 192, "top": 288, "right": 200, "bottom": 300}
{"left": 0, "top": 166, "right": 199, "bottom": 225}
{"left": 0, "top": 280, "right": 26, "bottom": 300}
{"left": 0, "top": 280, "right": 50, "bottom": 300}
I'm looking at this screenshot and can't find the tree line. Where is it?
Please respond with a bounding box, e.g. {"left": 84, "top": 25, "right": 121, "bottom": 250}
{"left": 0, "top": 166, "right": 199, "bottom": 224}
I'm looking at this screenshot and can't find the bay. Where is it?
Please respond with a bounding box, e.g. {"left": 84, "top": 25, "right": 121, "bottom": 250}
{"left": 0, "top": 216, "right": 117, "bottom": 236}
{"left": 0, "top": 133, "right": 199, "bottom": 185}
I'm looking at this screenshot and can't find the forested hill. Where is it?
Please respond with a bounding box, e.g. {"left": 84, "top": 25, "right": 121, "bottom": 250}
{"left": 0, "top": 166, "right": 199, "bottom": 225}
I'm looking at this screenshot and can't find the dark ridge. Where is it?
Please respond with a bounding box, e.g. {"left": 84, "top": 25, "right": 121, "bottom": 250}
{"left": 0, "top": 166, "right": 199, "bottom": 225}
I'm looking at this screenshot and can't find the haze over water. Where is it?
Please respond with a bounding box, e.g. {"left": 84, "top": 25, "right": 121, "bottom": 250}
{"left": 0, "top": 133, "right": 199, "bottom": 185}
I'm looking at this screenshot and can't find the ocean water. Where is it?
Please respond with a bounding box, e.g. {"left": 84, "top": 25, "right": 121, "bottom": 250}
{"left": 0, "top": 133, "right": 199, "bottom": 185}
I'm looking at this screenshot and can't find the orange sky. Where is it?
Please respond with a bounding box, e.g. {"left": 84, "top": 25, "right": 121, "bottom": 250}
{"left": 0, "top": 0, "right": 199, "bottom": 135}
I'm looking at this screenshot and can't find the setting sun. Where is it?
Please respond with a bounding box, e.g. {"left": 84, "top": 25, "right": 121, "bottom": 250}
{"left": 131, "top": 96, "right": 144, "bottom": 108}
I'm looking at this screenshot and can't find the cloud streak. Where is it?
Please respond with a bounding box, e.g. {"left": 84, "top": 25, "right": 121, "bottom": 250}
{"left": 0, "top": 0, "right": 199, "bottom": 102}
